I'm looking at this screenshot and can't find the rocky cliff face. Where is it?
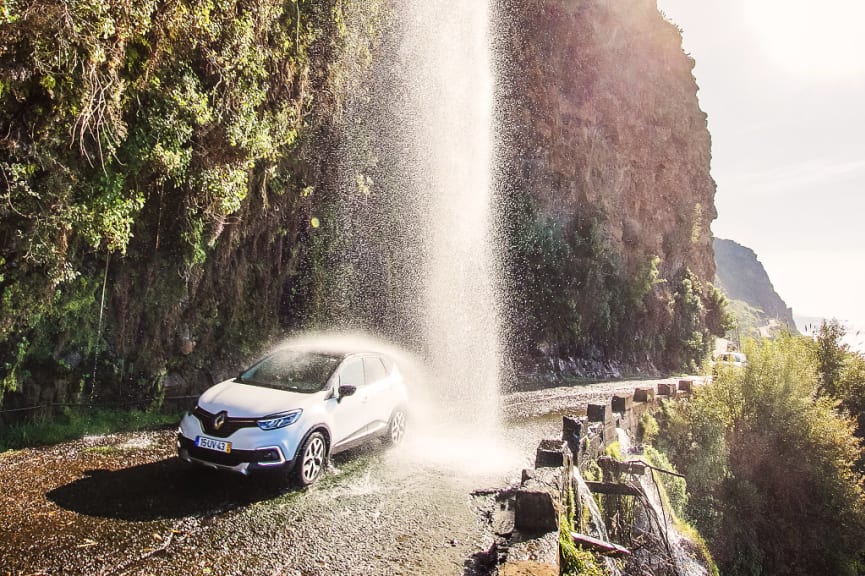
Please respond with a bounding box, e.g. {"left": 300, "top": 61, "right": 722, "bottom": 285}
{"left": 714, "top": 238, "right": 797, "bottom": 331}
{"left": 501, "top": 0, "right": 716, "bottom": 281}
{"left": 498, "top": 0, "right": 722, "bottom": 370}
{"left": 0, "top": 0, "right": 724, "bottom": 415}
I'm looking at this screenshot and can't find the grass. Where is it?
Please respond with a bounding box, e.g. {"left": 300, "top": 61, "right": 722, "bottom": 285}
{"left": 0, "top": 407, "right": 183, "bottom": 452}
{"left": 560, "top": 520, "right": 607, "bottom": 576}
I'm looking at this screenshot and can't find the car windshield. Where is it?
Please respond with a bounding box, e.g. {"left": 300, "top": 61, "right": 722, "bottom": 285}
{"left": 238, "top": 350, "right": 341, "bottom": 393}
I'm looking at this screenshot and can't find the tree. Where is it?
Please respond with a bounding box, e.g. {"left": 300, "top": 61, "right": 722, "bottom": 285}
{"left": 813, "top": 320, "right": 865, "bottom": 473}
{"left": 815, "top": 319, "right": 849, "bottom": 396}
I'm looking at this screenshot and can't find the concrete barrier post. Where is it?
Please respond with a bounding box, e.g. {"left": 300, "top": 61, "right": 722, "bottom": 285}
{"left": 562, "top": 416, "right": 583, "bottom": 466}
{"left": 657, "top": 382, "right": 678, "bottom": 399}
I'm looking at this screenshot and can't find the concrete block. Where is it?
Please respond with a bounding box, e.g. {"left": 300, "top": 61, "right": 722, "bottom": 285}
{"left": 631, "top": 403, "right": 650, "bottom": 436}
{"left": 611, "top": 394, "right": 633, "bottom": 413}
{"left": 535, "top": 439, "right": 564, "bottom": 468}
{"left": 562, "top": 416, "right": 583, "bottom": 458}
{"left": 515, "top": 489, "right": 559, "bottom": 530}
{"left": 657, "top": 382, "right": 678, "bottom": 398}
{"left": 587, "top": 403, "right": 607, "bottom": 422}
{"left": 633, "top": 387, "right": 655, "bottom": 403}
{"left": 515, "top": 468, "right": 562, "bottom": 534}
{"left": 603, "top": 423, "right": 617, "bottom": 447}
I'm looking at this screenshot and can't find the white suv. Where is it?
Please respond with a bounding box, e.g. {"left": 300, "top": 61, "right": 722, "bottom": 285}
{"left": 177, "top": 347, "right": 408, "bottom": 485}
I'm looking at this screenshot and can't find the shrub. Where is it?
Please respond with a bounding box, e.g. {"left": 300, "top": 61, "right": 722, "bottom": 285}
{"left": 656, "top": 335, "right": 865, "bottom": 576}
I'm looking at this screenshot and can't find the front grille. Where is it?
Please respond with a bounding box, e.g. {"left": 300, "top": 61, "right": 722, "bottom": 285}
{"left": 194, "top": 406, "right": 258, "bottom": 438}
{"left": 178, "top": 436, "right": 280, "bottom": 467}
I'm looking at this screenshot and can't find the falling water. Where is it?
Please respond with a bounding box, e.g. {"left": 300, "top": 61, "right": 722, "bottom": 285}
{"left": 637, "top": 472, "right": 709, "bottom": 576}
{"left": 573, "top": 467, "right": 612, "bottom": 542}
{"left": 616, "top": 427, "right": 708, "bottom": 576}
{"left": 331, "top": 0, "right": 502, "bottom": 434}
{"left": 574, "top": 467, "right": 623, "bottom": 576}
{"left": 404, "top": 1, "right": 501, "bottom": 425}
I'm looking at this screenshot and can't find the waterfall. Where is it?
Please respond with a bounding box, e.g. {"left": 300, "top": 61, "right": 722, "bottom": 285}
{"left": 404, "top": 1, "right": 501, "bottom": 426}
{"left": 333, "top": 0, "right": 502, "bottom": 430}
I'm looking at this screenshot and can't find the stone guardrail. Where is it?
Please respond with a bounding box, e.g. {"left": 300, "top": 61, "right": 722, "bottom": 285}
{"left": 496, "top": 379, "right": 697, "bottom": 576}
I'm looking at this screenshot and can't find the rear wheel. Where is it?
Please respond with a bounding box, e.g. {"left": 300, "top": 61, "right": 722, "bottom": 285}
{"left": 293, "top": 432, "right": 327, "bottom": 486}
{"left": 384, "top": 408, "right": 407, "bottom": 446}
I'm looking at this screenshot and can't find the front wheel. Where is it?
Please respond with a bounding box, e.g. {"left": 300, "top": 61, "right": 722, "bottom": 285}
{"left": 293, "top": 432, "right": 327, "bottom": 486}
{"left": 384, "top": 408, "right": 407, "bottom": 446}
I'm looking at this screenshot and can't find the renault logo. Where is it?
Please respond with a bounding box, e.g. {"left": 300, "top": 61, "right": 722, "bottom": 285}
{"left": 213, "top": 411, "right": 227, "bottom": 430}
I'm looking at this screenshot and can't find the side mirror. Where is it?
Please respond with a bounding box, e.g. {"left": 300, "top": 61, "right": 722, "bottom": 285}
{"left": 338, "top": 385, "right": 357, "bottom": 401}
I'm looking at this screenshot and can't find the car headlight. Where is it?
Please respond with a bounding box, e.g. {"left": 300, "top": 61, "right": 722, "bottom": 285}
{"left": 257, "top": 409, "right": 302, "bottom": 430}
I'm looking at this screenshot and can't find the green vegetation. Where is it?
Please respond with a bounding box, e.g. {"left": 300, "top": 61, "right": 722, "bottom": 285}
{"left": 0, "top": 407, "right": 180, "bottom": 452}
{"left": 640, "top": 441, "right": 718, "bottom": 576}
{"left": 642, "top": 445, "right": 687, "bottom": 519}
{"left": 724, "top": 298, "right": 767, "bottom": 340}
{"left": 814, "top": 320, "right": 865, "bottom": 473}
{"left": 655, "top": 332, "right": 865, "bottom": 576}
{"left": 594, "top": 423, "right": 718, "bottom": 576}
{"left": 560, "top": 487, "right": 607, "bottom": 576}
{"left": 0, "top": 0, "right": 363, "bottom": 408}
{"left": 637, "top": 411, "right": 659, "bottom": 445}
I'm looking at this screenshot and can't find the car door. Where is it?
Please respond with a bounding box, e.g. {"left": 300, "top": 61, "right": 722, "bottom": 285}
{"left": 362, "top": 356, "right": 393, "bottom": 429}
{"left": 330, "top": 357, "right": 369, "bottom": 446}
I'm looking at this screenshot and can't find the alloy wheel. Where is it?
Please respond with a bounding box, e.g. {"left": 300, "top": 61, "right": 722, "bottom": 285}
{"left": 301, "top": 435, "right": 325, "bottom": 484}
{"left": 389, "top": 410, "right": 406, "bottom": 445}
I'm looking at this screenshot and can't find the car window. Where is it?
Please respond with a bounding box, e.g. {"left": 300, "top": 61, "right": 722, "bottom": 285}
{"left": 363, "top": 357, "right": 388, "bottom": 385}
{"left": 239, "top": 350, "right": 340, "bottom": 393}
{"left": 379, "top": 355, "right": 394, "bottom": 374}
{"left": 339, "top": 358, "right": 365, "bottom": 387}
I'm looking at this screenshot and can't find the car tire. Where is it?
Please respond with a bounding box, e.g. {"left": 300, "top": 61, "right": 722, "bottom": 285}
{"left": 293, "top": 431, "right": 327, "bottom": 486}
{"left": 384, "top": 408, "right": 407, "bottom": 446}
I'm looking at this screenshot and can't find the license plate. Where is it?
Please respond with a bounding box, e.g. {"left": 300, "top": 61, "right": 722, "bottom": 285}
{"left": 195, "top": 436, "right": 231, "bottom": 453}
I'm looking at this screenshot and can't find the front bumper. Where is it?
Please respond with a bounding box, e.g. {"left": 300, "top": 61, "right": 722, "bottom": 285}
{"left": 177, "top": 435, "right": 292, "bottom": 475}
{"left": 176, "top": 411, "right": 302, "bottom": 475}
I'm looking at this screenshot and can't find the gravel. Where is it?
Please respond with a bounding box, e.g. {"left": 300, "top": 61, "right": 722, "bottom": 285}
{"left": 0, "top": 378, "right": 686, "bottom": 575}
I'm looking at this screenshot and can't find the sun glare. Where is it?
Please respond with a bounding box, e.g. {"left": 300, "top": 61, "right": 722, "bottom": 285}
{"left": 746, "top": 0, "right": 865, "bottom": 83}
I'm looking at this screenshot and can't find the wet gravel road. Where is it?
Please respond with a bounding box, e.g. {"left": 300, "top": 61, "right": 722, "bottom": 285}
{"left": 0, "top": 378, "right": 685, "bottom": 576}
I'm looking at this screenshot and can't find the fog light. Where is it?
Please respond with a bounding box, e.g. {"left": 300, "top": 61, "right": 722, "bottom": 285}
{"left": 259, "top": 449, "right": 280, "bottom": 462}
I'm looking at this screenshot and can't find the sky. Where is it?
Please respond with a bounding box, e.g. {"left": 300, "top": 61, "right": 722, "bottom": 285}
{"left": 655, "top": 0, "right": 865, "bottom": 345}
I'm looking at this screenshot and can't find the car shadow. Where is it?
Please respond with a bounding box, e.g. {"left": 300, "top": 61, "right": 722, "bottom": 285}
{"left": 46, "top": 457, "right": 298, "bottom": 521}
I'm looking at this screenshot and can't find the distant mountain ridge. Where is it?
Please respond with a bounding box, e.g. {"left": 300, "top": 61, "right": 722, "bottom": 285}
{"left": 714, "top": 238, "right": 797, "bottom": 332}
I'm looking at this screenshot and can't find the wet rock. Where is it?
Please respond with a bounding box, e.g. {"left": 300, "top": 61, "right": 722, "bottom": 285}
{"left": 514, "top": 468, "right": 561, "bottom": 534}
{"left": 504, "top": 529, "right": 560, "bottom": 572}
{"left": 162, "top": 372, "right": 188, "bottom": 390}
